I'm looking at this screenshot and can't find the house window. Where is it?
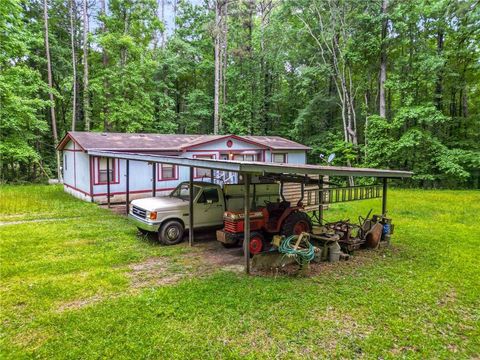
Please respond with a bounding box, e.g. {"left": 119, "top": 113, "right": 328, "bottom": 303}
{"left": 97, "top": 157, "right": 116, "bottom": 183}
{"left": 272, "top": 153, "right": 287, "bottom": 163}
{"left": 233, "top": 154, "right": 256, "bottom": 161}
{"left": 158, "top": 164, "right": 177, "bottom": 181}
{"left": 64, "top": 154, "right": 67, "bottom": 171}
{"left": 194, "top": 155, "right": 214, "bottom": 178}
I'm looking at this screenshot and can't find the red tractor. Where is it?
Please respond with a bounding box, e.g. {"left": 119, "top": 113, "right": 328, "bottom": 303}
{"left": 216, "top": 200, "right": 312, "bottom": 255}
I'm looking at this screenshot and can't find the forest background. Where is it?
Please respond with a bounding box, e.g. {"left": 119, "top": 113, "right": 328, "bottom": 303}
{"left": 1, "top": 0, "right": 479, "bottom": 188}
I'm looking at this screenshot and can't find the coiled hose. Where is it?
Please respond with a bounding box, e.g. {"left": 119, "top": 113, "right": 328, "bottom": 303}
{"left": 278, "top": 235, "right": 315, "bottom": 265}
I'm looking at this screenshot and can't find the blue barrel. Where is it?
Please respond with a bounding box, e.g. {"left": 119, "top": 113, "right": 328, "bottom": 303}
{"left": 383, "top": 223, "right": 391, "bottom": 235}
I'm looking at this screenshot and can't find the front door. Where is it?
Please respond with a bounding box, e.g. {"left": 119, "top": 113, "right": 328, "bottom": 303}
{"left": 194, "top": 187, "right": 225, "bottom": 227}
{"left": 218, "top": 154, "right": 236, "bottom": 184}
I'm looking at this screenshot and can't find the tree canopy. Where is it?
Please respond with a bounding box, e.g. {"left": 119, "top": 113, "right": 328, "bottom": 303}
{"left": 1, "top": 0, "right": 479, "bottom": 187}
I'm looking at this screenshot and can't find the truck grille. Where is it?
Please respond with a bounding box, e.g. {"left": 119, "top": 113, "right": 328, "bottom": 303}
{"left": 132, "top": 206, "right": 147, "bottom": 219}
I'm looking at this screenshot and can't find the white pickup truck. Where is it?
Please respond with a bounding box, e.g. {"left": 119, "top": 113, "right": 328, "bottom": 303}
{"left": 128, "top": 181, "right": 279, "bottom": 245}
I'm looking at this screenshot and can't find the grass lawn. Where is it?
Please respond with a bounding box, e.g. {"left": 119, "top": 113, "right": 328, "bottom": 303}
{"left": 1, "top": 185, "right": 479, "bottom": 359}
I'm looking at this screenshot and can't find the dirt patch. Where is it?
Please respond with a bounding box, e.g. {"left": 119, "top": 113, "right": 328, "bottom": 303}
{"left": 127, "top": 239, "right": 245, "bottom": 289}
{"left": 128, "top": 257, "right": 184, "bottom": 288}
{"left": 182, "top": 241, "right": 244, "bottom": 270}
{"left": 437, "top": 289, "right": 457, "bottom": 307}
{"left": 56, "top": 295, "right": 107, "bottom": 312}
{"left": 251, "top": 247, "right": 391, "bottom": 277}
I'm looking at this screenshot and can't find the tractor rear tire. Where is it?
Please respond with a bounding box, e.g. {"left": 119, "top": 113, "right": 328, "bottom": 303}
{"left": 281, "top": 211, "right": 312, "bottom": 237}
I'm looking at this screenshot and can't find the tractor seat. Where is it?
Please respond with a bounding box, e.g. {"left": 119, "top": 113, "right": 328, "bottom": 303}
{"left": 267, "top": 201, "right": 291, "bottom": 220}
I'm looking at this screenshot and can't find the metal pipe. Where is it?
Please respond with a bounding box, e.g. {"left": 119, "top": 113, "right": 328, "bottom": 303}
{"left": 244, "top": 173, "right": 251, "bottom": 274}
{"left": 382, "top": 178, "right": 388, "bottom": 215}
{"left": 107, "top": 157, "right": 111, "bottom": 208}
{"left": 125, "top": 159, "right": 129, "bottom": 215}
{"left": 189, "top": 167, "right": 194, "bottom": 247}
{"left": 152, "top": 163, "right": 156, "bottom": 197}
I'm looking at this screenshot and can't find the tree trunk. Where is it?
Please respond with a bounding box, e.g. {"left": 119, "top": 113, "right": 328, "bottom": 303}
{"left": 379, "top": 0, "right": 387, "bottom": 118}
{"left": 173, "top": 0, "right": 178, "bottom": 32}
{"left": 462, "top": 88, "right": 468, "bottom": 117}
{"left": 82, "top": 0, "right": 90, "bottom": 131}
{"left": 260, "top": 1, "right": 273, "bottom": 134}
{"left": 213, "top": 0, "right": 223, "bottom": 134}
{"left": 69, "top": 0, "right": 77, "bottom": 131}
{"left": 43, "top": 0, "right": 61, "bottom": 181}
{"left": 222, "top": 1, "right": 228, "bottom": 108}
{"left": 100, "top": 0, "right": 108, "bottom": 131}
{"left": 434, "top": 29, "right": 444, "bottom": 111}
{"left": 248, "top": 0, "right": 254, "bottom": 134}
{"left": 161, "top": 0, "right": 166, "bottom": 48}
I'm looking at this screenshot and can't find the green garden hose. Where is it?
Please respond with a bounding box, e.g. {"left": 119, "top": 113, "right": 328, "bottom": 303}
{"left": 278, "top": 235, "right": 315, "bottom": 265}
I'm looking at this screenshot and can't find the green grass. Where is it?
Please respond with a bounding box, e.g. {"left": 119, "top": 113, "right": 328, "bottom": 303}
{"left": 1, "top": 185, "right": 479, "bottom": 359}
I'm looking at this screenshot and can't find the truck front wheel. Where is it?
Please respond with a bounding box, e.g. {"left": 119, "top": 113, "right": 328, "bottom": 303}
{"left": 158, "top": 220, "right": 185, "bottom": 245}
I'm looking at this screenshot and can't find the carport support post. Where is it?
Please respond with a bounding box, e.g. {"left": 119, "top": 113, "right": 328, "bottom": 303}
{"left": 382, "top": 178, "right": 388, "bottom": 215}
{"left": 107, "top": 158, "right": 111, "bottom": 208}
{"left": 189, "top": 167, "right": 194, "bottom": 247}
{"left": 125, "top": 159, "right": 130, "bottom": 215}
{"left": 152, "top": 163, "right": 156, "bottom": 197}
{"left": 318, "top": 176, "right": 324, "bottom": 225}
{"left": 243, "top": 173, "right": 251, "bottom": 274}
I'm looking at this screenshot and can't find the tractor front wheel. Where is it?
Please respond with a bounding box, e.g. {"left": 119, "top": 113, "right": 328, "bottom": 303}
{"left": 281, "top": 211, "right": 312, "bottom": 237}
{"left": 246, "top": 232, "right": 265, "bottom": 256}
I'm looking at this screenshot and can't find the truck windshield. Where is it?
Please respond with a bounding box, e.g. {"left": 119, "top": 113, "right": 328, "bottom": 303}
{"left": 169, "top": 183, "right": 200, "bottom": 201}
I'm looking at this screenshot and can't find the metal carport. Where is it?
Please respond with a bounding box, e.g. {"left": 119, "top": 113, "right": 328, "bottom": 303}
{"left": 88, "top": 150, "right": 412, "bottom": 274}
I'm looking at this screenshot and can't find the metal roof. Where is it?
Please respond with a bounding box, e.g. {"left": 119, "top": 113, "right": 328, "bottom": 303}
{"left": 58, "top": 132, "right": 311, "bottom": 151}
{"left": 88, "top": 150, "right": 413, "bottom": 178}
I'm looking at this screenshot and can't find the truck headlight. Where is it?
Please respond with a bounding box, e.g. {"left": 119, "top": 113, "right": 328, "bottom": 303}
{"left": 146, "top": 211, "right": 157, "bottom": 220}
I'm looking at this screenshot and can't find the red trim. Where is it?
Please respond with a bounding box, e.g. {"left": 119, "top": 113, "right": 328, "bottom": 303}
{"left": 64, "top": 183, "right": 91, "bottom": 197}
{"left": 157, "top": 163, "right": 178, "bottom": 181}
{"left": 186, "top": 149, "right": 232, "bottom": 152}
{"left": 57, "top": 132, "right": 85, "bottom": 151}
{"left": 193, "top": 154, "right": 216, "bottom": 178}
{"left": 271, "top": 152, "right": 288, "bottom": 163}
{"left": 93, "top": 187, "right": 176, "bottom": 197}
{"left": 182, "top": 135, "right": 270, "bottom": 150}
{"left": 93, "top": 156, "right": 120, "bottom": 185}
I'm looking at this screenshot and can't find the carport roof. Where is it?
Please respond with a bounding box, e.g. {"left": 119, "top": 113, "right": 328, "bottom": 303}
{"left": 88, "top": 150, "right": 413, "bottom": 178}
